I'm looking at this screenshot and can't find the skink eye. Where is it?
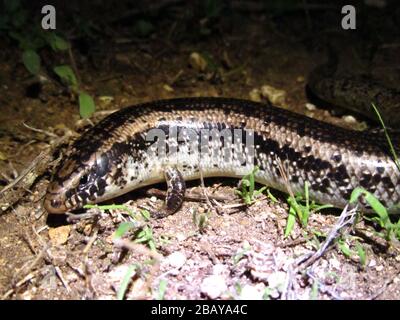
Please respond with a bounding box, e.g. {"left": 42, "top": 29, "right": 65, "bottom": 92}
{"left": 80, "top": 175, "right": 88, "bottom": 184}
{"left": 51, "top": 199, "right": 61, "bottom": 208}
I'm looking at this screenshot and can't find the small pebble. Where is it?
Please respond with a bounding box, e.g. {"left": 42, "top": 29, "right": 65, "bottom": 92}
{"left": 249, "top": 88, "right": 261, "bottom": 102}
{"left": 200, "top": 275, "right": 227, "bottom": 299}
{"left": 368, "top": 259, "right": 377, "bottom": 268}
{"left": 109, "top": 265, "right": 134, "bottom": 284}
{"left": 329, "top": 257, "right": 341, "bottom": 270}
{"left": 376, "top": 265, "right": 384, "bottom": 272}
{"left": 305, "top": 103, "right": 316, "bottom": 111}
{"left": 48, "top": 226, "right": 71, "bottom": 246}
{"left": 176, "top": 233, "right": 186, "bottom": 242}
{"left": 260, "top": 85, "right": 286, "bottom": 105}
{"left": 189, "top": 52, "right": 208, "bottom": 72}
{"left": 342, "top": 115, "right": 357, "bottom": 124}
{"left": 267, "top": 271, "right": 286, "bottom": 291}
{"left": 163, "top": 84, "right": 174, "bottom": 92}
{"left": 213, "top": 263, "right": 227, "bottom": 276}
{"left": 239, "top": 284, "right": 264, "bottom": 300}
{"left": 166, "top": 251, "right": 187, "bottom": 269}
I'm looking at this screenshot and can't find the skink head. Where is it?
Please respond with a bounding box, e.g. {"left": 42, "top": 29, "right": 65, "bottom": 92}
{"left": 44, "top": 152, "right": 110, "bottom": 214}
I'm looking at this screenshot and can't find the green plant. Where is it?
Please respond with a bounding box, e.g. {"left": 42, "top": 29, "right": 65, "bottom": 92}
{"left": 134, "top": 225, "right": 157, "bottom": 251}
{"left": 236, "top": 166, "right": 266, "bottom": 205}
{"left": 232, "top": 242, "right": 251, "bottom": 265}
{"left": 157, "top": 279, "right": 168, "bottom": 300}
{"left": 338, "top": 237, "right": 367, "bottom": 267}
{"left": 285, "top": 182, "right": 333, "bottom": 237}
{"left": 371, "top": 103, "right": 400, "bottom": 171}
{"left": 192, "top": 209, "right": 210, "bottom": 233}
{"left": 117, "top": 264, "right": 138, "bottom": 300}
{"left": 350, "top": 188, "right": 400, "bottom": 242}
{"left": 0, "top": 0, "right": 95, "bottom": 118}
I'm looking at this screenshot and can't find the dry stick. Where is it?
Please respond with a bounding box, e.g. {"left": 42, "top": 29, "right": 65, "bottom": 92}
{"left": 55, "top": 266, "right": 71, "bottom": 293}
{"left": 281, "top": 264, "right": 296, "bottom": 300}
{"left": 298, "top": 205, "right": 358, "bottom": 269}
{"left": 0, "top": 128, "right": 70, "bottom": 213}
{"left": 146, "top": 188, "right": 232, "bottom": 203}
{"left": 66, "top": 211, "right": 102, "bottom": 222}
{"left": 68, "top": 46, "right": 80, "bottom": 85}
{"left": 1, "top": 272, "right": 38, "bottom": 300}
{"left": 22, "top": 122, "right": 58, "bottom": 138}
{"left": 0, "top": 151, "right": 49, "bottom": 196}
{"left": 306, "top": 270, "right": 344, "bottom": 300}
{"left": 83, "top": 226, "right": 99, "bottom": 255}
{"left": 199, "top": 167, "right": 214, "bottom": 213}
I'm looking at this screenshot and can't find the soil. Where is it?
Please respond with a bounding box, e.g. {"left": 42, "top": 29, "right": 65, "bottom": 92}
{"left": 1, "top": 1, "right": 400, "bottom": 300}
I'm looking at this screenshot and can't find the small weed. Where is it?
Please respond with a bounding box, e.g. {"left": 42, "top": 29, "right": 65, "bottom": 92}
{"left": 233, "top": 242, "right": 251, "bottom": 265}
{"left": 157, "top": 279, "right": 168, "bottom": 300}
{"left": 117, "top": 264, "right": 139, "bottom": 300}
{"left": 263, "top": 287, "right": 272, "bottom": 300}
{"left": 236, "top": 166, "right": 266, "bottom": 205}
{"left": 234, "top": 282, "right": 242, "bottom": 295}
{"left": 1, "top": 0, "right": 95, "bottom": 118}
{"left": 310, "top": 279, "right": 319, "bottom": 300}
{"left": 134, "top": 225, "right": 157, "bottom": 252}
{"left": 350, "top": 188, "right": 400, "bottom": 242}
{"left": 192, "top": 208, "right": 210, "bottom": 233}
{"left": 266, "top": 188, "right": 279, "bottom": 203}
{"left": 85, "top": 204, "right": 156, "bottom": 250}
{"left": 338, "top": 237, "right": 367, "bottom": 267}
{"left": 371, "top": 103, "right": 400, "bottom": 171}
{"left": 285, "top": 182, "right": 333, "bottom": 237}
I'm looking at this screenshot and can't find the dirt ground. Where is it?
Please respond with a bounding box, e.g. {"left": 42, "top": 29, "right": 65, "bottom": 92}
{"left": 1, "top": 1, "right": 400, "bottom": 300}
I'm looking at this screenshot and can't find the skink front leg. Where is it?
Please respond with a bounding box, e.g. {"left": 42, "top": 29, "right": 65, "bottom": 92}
{"left": 150, "top": 167, "right": 186, "bottom": 219}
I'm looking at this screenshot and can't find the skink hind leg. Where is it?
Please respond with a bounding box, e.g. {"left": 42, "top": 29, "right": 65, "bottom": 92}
{"left": 164, "top": 167, "right": 186, "bottom": 215}
{"left": 151, "top": 167, "right": 186, "bottom": 219}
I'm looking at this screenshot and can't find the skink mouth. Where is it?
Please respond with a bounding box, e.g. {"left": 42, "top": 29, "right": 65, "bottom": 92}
{"left": 43, "top": 192, "right": 68, "bottom": 214}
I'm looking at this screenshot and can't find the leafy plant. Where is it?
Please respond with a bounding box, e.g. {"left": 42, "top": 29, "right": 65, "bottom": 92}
{"left": 338, "top": 238, "right": 367, "bottom": 267}
{"left": 157, "top": 279, "right": 168, "bottom": 300}
{"left": 117, "top": 264, "right": 138, "bottom": 300}
{"left": 350, "top": 188, "right": 400, "bottom": 242}
{"left": 233, "top": 242, "right": 251, "bottom": 265}
{"left": 192, "top": 209, "right": 210, "bottom": 233}
{"left": 371, "top": 103, "right": 400, "bottom": 171}
{"left": 0, "top": 0, "right": 96, "bottom": 118}
{"left": 134, "top": 225, "right": 157, "bottom": 251}
{"left": 236, "top": 166, "right": 266, "bottom": 205}
{"left": 285, "top": 182, "right": 333, "bottom": 237}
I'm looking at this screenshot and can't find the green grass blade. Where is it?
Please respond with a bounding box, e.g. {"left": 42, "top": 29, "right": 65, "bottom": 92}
{"left": 117, "top": 265, "right": 137, "bottom": 300}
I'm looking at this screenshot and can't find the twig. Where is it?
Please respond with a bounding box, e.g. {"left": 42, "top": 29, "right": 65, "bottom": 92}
{"left": 146, "top": 188, "right": 232, "bottom": 203}
{"left": 0, "top": 151, "right": 49, "bottom": 196}
{"left": 199, "top": 168, "right": 214, "bottom": 213}
{"left": 83, "top": 226, "right": 99, "bottom": 255}
{"left": 306, "top": 270, "right": 344, "bottom": 300}
{"left": 298, "top": 205, "right": 358, "bottom": 269}
{"left": 66, "top": 211, "right": 101, "bottom": 222}
{"left": 68, "top": 46, "right": 81, "bottom": 85}
{"left": 1, "top": 271, "right": 38, "bottom": 300}
{"left": 22, "top": 122, "right": 58, "bottom": 138}
{"left": 55, "top": 266, "right": 71, "bottom": 293}
{"left": 113, "top": 238, "right": 162, "bottom": 261}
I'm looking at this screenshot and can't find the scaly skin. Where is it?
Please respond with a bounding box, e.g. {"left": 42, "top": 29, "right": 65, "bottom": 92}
{"left": 44, "top": 97, "right": 400, "bottom": 215}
